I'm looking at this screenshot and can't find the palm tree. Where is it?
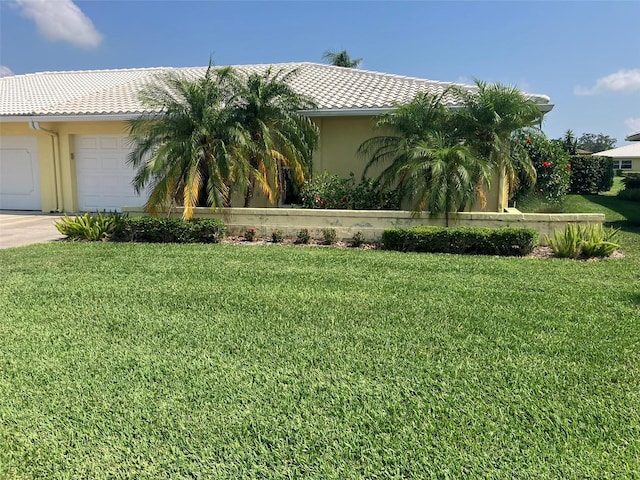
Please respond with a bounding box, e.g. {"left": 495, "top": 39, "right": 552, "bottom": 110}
{"left": 127, "top": 64, "right": 249, "bottom": 219}
{"left": 455, "top": 80, "right": 543, "bottom": 206}
{"left": 233, "top": 68, "right": 319, "bottom": 207}
{"left": 322, "top": 50, "right": 362, "bottom": 68}
{"left": 359, "top": 92, "right": 491, "bottom": 223}
{"left": 127, "top": 63, "right": 319, "bottom": 217}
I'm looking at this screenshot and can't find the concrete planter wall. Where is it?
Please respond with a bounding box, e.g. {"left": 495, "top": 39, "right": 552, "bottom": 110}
{"left": 123, "top": 207, "right": 605, "bottom": 245}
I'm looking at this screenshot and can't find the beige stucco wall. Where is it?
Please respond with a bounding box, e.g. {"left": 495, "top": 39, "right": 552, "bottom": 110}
{"left": 1, "top": 117, "right": 509, "bottom": 213}
{"left": 123, "top": 206, "right": 605, "bottom": 245}
{"left": 311, "top": 116, "right": 507, "bottom": 212}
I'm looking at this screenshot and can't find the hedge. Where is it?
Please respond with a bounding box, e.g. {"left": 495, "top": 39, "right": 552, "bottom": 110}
{"left": 113, "top": 217, "right": 226, "bottom": 243}
{"left": 381, "top": 226, "right": 538, "bottom": 256}
{"left": 621, "top": 173, "right": 640, "bottom": 190}
{"left": 569, "top": 155, "right": 614, "bottom": 194}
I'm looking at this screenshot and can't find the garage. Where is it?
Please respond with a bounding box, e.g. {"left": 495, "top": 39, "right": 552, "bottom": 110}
{"left": 75, "top": 135, "right": 149, "bottom": 211}
{"left": 0, "top": 136, "right": 42, "bottom": 211}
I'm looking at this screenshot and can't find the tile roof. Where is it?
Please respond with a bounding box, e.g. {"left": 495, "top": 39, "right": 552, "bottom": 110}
{"left": 0, "top": 62, "right": 551, "bottom": 118}
{"left": 594, "top": 142, "right": 640, "bottom": 158}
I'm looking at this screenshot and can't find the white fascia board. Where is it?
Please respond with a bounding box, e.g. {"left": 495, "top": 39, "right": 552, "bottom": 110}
{"left": 0, "top": 102, "right": 554, "bottom": 122}
{"left": 0, "top": 114, "right": 141, "bottom": 123}
{"left": 299, "top": 108, "right": 392, "bottom": 117}
{"left": 301, "top": 103, "right": 554, "bottom": 117}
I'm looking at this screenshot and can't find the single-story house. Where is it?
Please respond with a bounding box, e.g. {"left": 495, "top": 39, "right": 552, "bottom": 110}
{"left": 594, "top": 142, "right": 640, "bottom": 172}
{"left": 0, "top": 62, "right": 553, "bottom": 213}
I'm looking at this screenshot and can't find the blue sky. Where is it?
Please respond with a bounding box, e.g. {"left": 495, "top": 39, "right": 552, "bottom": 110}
{"left": 1, "top": 0, "right": 638, "bottom": 146}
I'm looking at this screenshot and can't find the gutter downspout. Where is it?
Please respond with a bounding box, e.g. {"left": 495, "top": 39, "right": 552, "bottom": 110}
{"left": 29, "top": 120, "right": 62, "bottom": 212}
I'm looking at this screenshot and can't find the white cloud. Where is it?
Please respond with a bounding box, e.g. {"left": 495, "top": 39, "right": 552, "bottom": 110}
{"left": 0, "top": 66, "right": 15, "bottom": 77}
{"left": 625, "top": 117, "right": 640, "bottom": 133}
{"left": 575, "top": 69, "right": 640, "bottom": 96}
{"left": 12, "top": 0, "right": 102, "bottom": 48}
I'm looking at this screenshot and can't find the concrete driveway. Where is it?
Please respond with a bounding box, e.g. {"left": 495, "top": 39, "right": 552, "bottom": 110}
{"left": 0, "top": 211, "right": 65, "bottom": 249}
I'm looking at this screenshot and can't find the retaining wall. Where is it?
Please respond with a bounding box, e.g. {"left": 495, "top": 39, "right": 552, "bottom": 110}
{"left": 123, "top": 207, "right": 605, "bottom": 245}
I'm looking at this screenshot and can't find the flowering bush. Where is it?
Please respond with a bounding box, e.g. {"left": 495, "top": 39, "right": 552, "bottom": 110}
{"left": 244, "top": 227, "right": 257, "bottom": 242}
{"left": 515, "top": 133, "right": 570, "bottom": 204}
{"left": 300, "top": 171, "right": 400, "bottom": 210}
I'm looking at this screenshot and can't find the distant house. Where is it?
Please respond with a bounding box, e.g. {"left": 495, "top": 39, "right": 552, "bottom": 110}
{"left": 594, "top": 142, "right": 640, "bottom": 172}
{"left": 0, "top": 63, "right": 553, "bottom": 213}
{"left": 626, "top": 131, "right": 640, "bottom": 142}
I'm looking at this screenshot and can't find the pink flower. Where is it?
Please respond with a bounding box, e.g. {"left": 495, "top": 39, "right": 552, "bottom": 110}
{"left": 566, "top": 163, "right": 571, "bottom": 170}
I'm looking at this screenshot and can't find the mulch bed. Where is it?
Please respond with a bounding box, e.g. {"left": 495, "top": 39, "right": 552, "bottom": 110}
{"left": 221, "top": 237, "right": 624, "bottom": 260}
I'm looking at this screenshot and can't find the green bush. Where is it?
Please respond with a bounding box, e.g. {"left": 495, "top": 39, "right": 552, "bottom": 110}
{"left": 271, "top": 230, "right": 284, "bottom": 243}
{"left": 300, "top": 171, "right": 400, "bottom": 210}
{"left": 618, "top": 188, "right": 640, "bottom": 202}
{"left": 621, "top": 173, "right": 640, "bottom": 190}
{"left": 112, "top": 217, "right": 226, "bottom": 243}
{"left": 569, "top": 155, "right": 614, "bottom": 194}
{"left": 295, "top": 229, "right": 310, "bottom": 244}
{"left": 350, "top": 231, "right": 366, "bottom": 248}
{"left": 545, "top": 223, "right": 619, "bottom": 259}
{"left": 321, "top": 228, "right": 337, "bottom": 245}
{"left": 381, "top": 226, "right": 537, "bottom": 256}
{"left": 55, "top": 211, "right": 125, "bottom": 241}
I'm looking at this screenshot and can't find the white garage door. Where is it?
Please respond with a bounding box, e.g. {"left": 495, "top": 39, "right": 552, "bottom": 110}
{"left": 0, "top": 136, "right": 42, "bottom": 210}
{"left": 75, "top": 135, "right": 150, "bottom": 211}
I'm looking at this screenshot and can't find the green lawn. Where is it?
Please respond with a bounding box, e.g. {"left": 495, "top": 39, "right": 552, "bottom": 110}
{"left": 1, "top": 196, "right": 639, "bottom": 478}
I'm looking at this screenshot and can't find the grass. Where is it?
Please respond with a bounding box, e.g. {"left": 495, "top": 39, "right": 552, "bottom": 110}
{"left": 518, "top": 181, "right": 640, "bottom": 257}
{"left": 1, "top": 231, "right": 639, "bottom": 478}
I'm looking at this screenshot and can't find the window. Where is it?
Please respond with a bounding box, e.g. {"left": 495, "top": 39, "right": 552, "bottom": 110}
{"left": 613, "top": 160, "right": 633, "bottom": 170}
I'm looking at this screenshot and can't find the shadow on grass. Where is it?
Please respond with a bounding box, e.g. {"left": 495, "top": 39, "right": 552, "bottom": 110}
{"left": 583, "top": 195, "right": 640, "bottom": 227}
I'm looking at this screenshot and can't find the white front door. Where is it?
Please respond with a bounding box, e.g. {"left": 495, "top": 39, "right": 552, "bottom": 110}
{"left": 75, "top": 135, "right": 149, "bottom": 211}
{"left": 0, "top": 136, "right": 42, "bottom": 210}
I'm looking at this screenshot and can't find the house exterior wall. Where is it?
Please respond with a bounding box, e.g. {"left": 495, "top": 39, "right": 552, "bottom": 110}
{"left": 612, "top": 157, "right": 640, "bottom": 172}
{"left": 1, "top": 117, "right": 508, "bottom": 213}
{"left": 312, "top": 116, "right": 506, "bottom": 212}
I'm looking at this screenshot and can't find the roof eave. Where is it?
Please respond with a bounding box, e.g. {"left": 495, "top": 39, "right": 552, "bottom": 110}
{"left": 0, "top": 113, "right": 143, "bottom": 123}
{"left": 1, "top": 102, "right": 554, "bottom": 122}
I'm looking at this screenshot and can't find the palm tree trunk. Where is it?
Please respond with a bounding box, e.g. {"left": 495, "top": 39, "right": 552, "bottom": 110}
{"left": 243, "top": 179, "right": 256, "bottom": 208}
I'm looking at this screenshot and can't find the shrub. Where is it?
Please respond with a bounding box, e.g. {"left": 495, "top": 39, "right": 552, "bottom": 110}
{"left": 544, "top": 223, "right": 582, "bottom": 259}
{"left": 300, "top": 171, "right": 400, "bottom": 210}
{"left": 516, "top": 134, "right": 570, "bottom": 203}
{"left": 244, "top": 228, "right": 257, "bottom": 242}
{"left": 621, "top": 173, "right": 640, "bottom": 190}
{"left": 295, "top": 229, "right": 310, "bottom": 244}
{"left": 112, "top": 217, "right": 225, "bottom": 243}
{"left": 569, "top": 155, "right": 614, "bottom": 194}
{"left": 350, "top": 231, "right": 366, "bottom": 248}
{"left": 55, "top": 211, "right": 124, "bottom": 241}
{"left": 271, "top": 230, "right": 284, "bottom": 243}
{"left": 321, "top": 228, "right": 337, "bottom": 245}
{"left": 545, "top": 223, "right": 619, "bottom": 259}
{"left": 618, "top": 188, "right": 640, "bottom": 202}
{"left": 381, "top": 226, "right": 537, "bottom": 256}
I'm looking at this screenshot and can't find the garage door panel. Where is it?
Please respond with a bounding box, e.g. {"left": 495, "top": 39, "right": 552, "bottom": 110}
{"left": 0, "top": 136, "right": 41, "bottom": 210}
{"left": 75, "top": 135, "right": 149, "bottom": 211}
